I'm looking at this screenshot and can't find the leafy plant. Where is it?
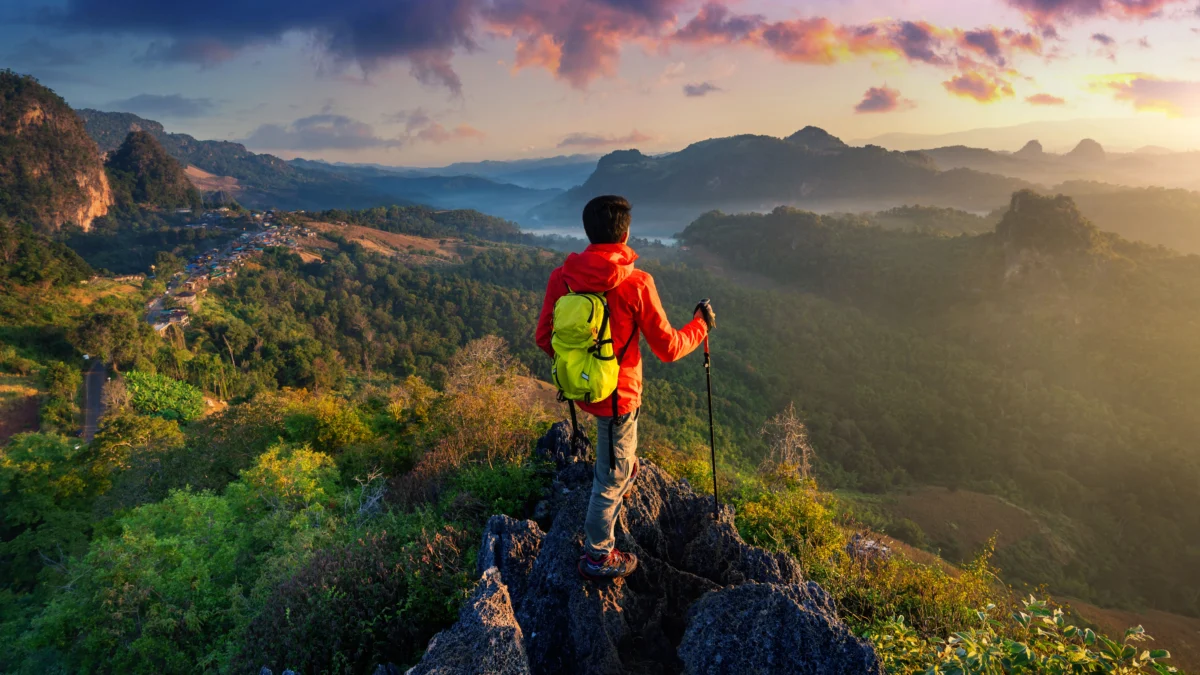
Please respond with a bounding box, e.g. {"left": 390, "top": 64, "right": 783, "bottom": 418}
{"left": 125, "top": 371, "right": 205, "bottom": 422}
{"left": 866, "top": 597, "right": 1178, "bottom": 674}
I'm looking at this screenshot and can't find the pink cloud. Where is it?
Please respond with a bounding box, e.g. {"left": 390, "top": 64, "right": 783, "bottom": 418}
{"left": 1005, "top": 0, "right": 1189, "bottom": 27}
{"left": 943, "top": 71, "right": 1016, "bottom": 102}
{"left": 1093, "top": 73, "right": 1200, "bottom": 116}
{"left": 1026, "top": 92, "right": 1067, "bottom": 104}
{"left": 416, "top": 123, "right": 487, "bottom": 144}
{"left": 854, "top": 86, "right": 915, "bottom": 113}
{"left": 558, "top": 130, "right": 653, "bottom": 148}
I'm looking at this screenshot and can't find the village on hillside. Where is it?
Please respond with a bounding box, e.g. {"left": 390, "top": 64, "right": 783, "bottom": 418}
{"left": 143, "top": 211, "right": 317, "bottom": 334}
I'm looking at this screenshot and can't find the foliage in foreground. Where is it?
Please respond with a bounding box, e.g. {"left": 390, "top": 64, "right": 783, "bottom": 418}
{"left": 869, "top": 598, "right": 1176, "bottom": 674}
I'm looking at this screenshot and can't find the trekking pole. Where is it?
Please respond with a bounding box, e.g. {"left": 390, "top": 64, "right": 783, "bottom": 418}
{"left": 703, "top": 334, "right": 719, "bottom": 520}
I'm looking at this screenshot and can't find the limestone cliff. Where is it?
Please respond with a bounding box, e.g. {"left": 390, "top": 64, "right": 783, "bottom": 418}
{"left": 0, "top": 71, "right": 112, "bottom": 231}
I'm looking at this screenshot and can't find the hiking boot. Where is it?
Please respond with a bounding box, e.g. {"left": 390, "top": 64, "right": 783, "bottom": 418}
{"left": 622, "top": 459, "right": 640, "bottom": 500}
{"left": 578, "top": 548, "right": 638, "bottom": 581}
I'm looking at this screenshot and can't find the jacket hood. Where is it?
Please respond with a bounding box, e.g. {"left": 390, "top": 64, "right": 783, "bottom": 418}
{"left": 562, "top": 243, "right": 638, "bottom": 293}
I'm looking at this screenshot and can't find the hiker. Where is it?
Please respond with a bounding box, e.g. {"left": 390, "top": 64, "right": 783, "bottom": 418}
{"left": 535, "top": 195, "right": 716, "bottom": 581}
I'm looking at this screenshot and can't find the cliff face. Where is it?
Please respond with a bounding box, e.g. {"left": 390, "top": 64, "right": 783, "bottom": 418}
{"left": 0, "top": 71, "right": 112, "bottom": 231}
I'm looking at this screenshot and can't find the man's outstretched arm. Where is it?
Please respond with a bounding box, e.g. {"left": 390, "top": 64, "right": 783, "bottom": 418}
{"left": 638, "top": 274, "right": 708, "bottom": 363}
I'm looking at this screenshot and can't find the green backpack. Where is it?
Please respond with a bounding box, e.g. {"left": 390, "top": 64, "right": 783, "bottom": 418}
{"left": 551, "top": 288, "right": 636, "bottom": 466}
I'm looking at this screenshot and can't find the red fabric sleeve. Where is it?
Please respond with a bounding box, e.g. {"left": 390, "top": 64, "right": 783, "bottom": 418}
{"left": 637, "top": 273, "right": 708, "bottom": 363}
{"left": 535, "top": 267, "right": 565, "bottom": 358}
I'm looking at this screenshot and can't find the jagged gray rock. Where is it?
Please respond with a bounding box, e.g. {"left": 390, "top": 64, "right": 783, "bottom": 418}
{"left": 478, "top": 516, "right": 545, "bottom": 609}
{"left": 407, "top": 568, "right": 531, "bottom": 675}
{"left": 410, "top": 422, "right": 881, "bottom": 675}
{"left": 678, "top": 582, "right": 884, "bottom": 675}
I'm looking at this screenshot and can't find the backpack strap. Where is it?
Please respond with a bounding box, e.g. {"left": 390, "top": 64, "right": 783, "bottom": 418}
{"left": 604, "top": 288, "right": 640, "bottom": 473}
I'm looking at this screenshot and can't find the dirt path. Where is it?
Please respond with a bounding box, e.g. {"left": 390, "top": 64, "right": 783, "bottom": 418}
{"left": 81, "top": 361, "right": 106, "bottom": 442}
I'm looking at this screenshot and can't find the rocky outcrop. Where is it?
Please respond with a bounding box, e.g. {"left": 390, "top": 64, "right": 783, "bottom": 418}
{"left": 407, "top": 568, "right": 532, "bottom": 675}
{"left": 1, "top": 71, "right": 112, "bottom": 231}
{"left": 410, "top": 422, "right": 882, "bottom": 674}
{"left": 679, "top": 582, "right": 882, "bottom": 674}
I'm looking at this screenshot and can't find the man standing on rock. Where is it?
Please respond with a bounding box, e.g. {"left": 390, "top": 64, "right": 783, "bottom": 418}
{"left": 535, "top": 195, "right": 716, "bottom": 581}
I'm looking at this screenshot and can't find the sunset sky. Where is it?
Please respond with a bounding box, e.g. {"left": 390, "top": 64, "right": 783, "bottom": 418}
{"left": 4, "top": 0, "right": 1200, "bottom": 164}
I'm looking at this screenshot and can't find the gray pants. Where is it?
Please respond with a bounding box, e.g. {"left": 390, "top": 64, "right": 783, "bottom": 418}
{"left": 584, "top": 409, "right": 639, "bottom": 558}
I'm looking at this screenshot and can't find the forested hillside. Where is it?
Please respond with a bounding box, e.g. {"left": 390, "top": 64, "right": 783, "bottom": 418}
{"left": 105, "top": 130, "right": 201, "bottom": 212}
{"left": 679, "top": 192, "right": 1200, "bottom": 615}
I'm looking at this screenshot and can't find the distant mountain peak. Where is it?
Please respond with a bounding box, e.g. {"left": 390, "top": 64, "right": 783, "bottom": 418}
{"left": 786, "top": 126, "right": 848, "bottom": 151}
{"left": 1014, "top": 140, "right": 1044, "bottom": 158}
{"left": 1066, "top": 138, "right": 1105, "bottom": 162}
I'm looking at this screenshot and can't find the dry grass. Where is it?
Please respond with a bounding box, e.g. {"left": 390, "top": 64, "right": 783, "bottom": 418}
{"left": 0, "top": 374, "right": 41, "bottom": 443}
{"left": 304, "top": 222, "right": 482, "bottom": 262}
{"left": 890, "top": 486, "right": 1044, "bottom": 552}
{"left": 184, "top": 165, "right": 240, "bottom": 193}
{"left": 69, "top": 282, "right": 139, "bottom": 306}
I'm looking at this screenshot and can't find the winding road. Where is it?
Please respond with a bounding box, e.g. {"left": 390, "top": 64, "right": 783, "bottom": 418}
{"left": 81, "top": 360, "right": 106, "bottom": 442}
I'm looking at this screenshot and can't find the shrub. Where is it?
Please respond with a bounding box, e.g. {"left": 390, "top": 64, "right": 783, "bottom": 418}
{"left": 450, "top": 460, "right": 551, "bottom": 517}
{"left": 237, "top": 519, "right": 474, "bottom": 674}
{"left": 867, "top": 597, "right": 1178, "bottom": 674}
{"left": 39, "top": 362, "right": 81, "bottom": 433}
{"left": 734, "top": 479, "right": 998, "bottom": 639}
{"left": 124, "top": 371, "right": 205, "bottom": 422}
{"left": 283, "top": 394, "right": 372, "bottom": 452}
{"left": 23, "top": 447, "right": 346, "bottom": 674}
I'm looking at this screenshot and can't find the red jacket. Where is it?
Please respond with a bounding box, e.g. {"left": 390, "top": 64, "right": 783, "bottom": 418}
{"left": 535, "top": 243, "right": 708, "bottom": 417}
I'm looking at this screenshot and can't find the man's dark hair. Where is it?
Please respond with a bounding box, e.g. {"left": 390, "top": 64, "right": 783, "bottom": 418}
{"left": 582, "top": 195, "right": 632, "bottom": 244}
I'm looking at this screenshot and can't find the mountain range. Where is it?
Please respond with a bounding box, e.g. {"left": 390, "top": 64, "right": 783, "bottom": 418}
{"left": 8, "top": 70, "right": 1193, "bottom": 251}
{"left": 530, "top": 126, "right": 1033, "bottom": 234}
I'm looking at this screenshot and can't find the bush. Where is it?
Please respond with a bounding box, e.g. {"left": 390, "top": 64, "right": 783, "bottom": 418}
{"left": 867, "top": 597, "right": 1178, "bottom": 674}
{"left": 237, "top": 517, "right": 474, "bottom": 674}
{"left": 23, "top": 446, "right": 346, "bottom": 673}
{"left": 734, "top": 479, "right": 998, "bottom": 639}
{"left": 283, "top": 394, "right": 372, "bottom": 452}
{"left": 125, "top": 371, "right": 205, "bottom": 422}
{"left": 450, "top": 460, "right": 551, "bottom": 517}
{"left": 39, "top": 362, "right": 81, "bottom": 433}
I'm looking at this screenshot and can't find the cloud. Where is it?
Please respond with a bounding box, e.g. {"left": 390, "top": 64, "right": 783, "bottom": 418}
{"left": 383, "top": 108, "right": 486, "bottom": 144}
{"left": 1092, "top": 73, "right": 1200, "bottom": 116}
{"left": 243, "top": 114, "right": 405, "bottom": 150}
{"left": 104, "top": 93, "right": 216, "bottom": 118}
{"left": 139, "top": 38, "right": 240, "bottom": 67}
{"left": 854, "top": 86, "right": 914, "bottom": 113}
{"left": 668, "top": 9, "right": 1040, "bottom": 106}
{"left": 52, "top": 0, "right": 480, "bottom": 93}
{"left": 683, "top": 81, "right": 721, "bottom": 97}
{"left": 487, "top": 0, "right": 692, "bottom": 88}
{"left": 943, "top": 71, "right": 1016, "bottom": 102}
{"left": 416, "top": 122, "right": 487, "bottom": 143}
{"left": 5, "top": 38, "right": 92, "bottom": 68}
{"left": 1091, "top": 32, "right": 1118, "bottom": 59}
{"left": 674, "top": 3, "right": 765, "bottom": 44}
{"left": 1026, "top": 92, "right": 1067, "bottom": 104}
{"left": 1005, "top": 0, "right": 1188, "bottom": 27}
{"left": 558, "top": 130, "right": 653, "bottom": 148}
